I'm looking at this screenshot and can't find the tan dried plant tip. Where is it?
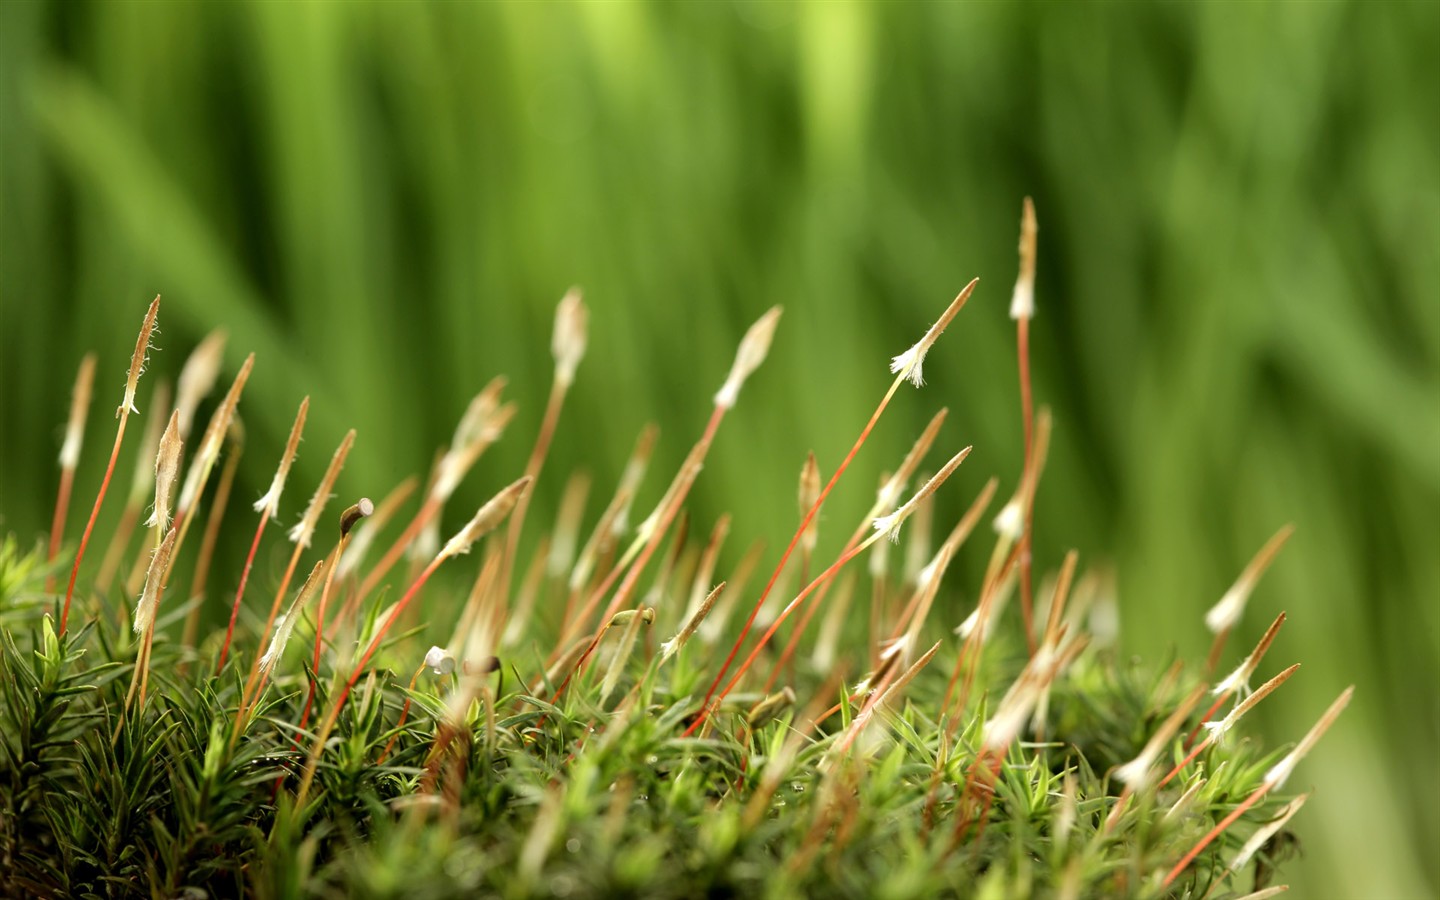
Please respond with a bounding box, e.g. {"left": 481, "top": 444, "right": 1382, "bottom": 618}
{"left": 178, "top": 353, "right": 255, "bottom": 514}
{"left": 661, "top": 581, "right": 724, "bottom": 662}
{"left": 133, "top": 526, "right": 178, "bottom": 636}
{"left": 117, "top": 295, "right": 161, "bottom": 417}
{"left": 144, "top": 411, "right": 183, "bottom": 530}
{"left": 872, "top": 446, "right": 972, "bottom": 543}
{"left": 291, "top": 429, "right": 356, "bottom": 547}
{"left": 1113, "top": 683, "right": 1208, "bottom": 789}
{"left": 1263, "top": 685, "right": 1353, "bottom": 789}
{"left": 59, "top": 354, "right": 97, "bottom": 469}
{"left": 798, "top": 452, "right": 822, "bottom": 553}
{"left": 890, "top": 278, "right": 978, "bottom": 387}
{"left": 1230, "top": 793, "right": 1309, "bottom": 873}
{"left": 253, "top": 396, "right": 309, "bottom": 520}
{"left": 715, "top": 306, "right": 782, "bottom": 408}
{"left": 552, "top": 287, "right": 589, "bottom": 386}
{"left": 175, "top": 329, "right": 228, "bottom": 437}
{"left": 1215, "top": 611, "right": 1287, "bottom": 696}
{"left": 440, "top": 476, "right": 532, "bottom": 560}
{"left": 1206, "top": 524, "right": 1296, "bottom": 633}
{"left": 259, "top": 560, "right": 329, "bottom": 676}
{"left": 1009, "top": 198, "right": 1038, "bottom": 320}
{"left": 878, "top": 408, "right": 949, "bottom": 510}
{"left": 1204, "top": 663, "right": 1300, "bottom": 744}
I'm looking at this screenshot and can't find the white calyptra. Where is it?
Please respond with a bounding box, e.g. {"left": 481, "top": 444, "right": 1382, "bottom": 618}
{"left": 982, "top": 679, "right": 1041, "bottom": 752}
{"left": 889, "top": 343, "right": 929, "bottom": 388}
{"left": 58, "top": 355, "right": 95, "bottom": 469}
{"left": 1009, "top": 198, "right": 1038, "bottom": 321}
{"left": 144, "top": 412, "right": 182, "bottom": 530}
{"left": 1230, "top": 794, "right": 1309, "bottom": 872}
{"left": 871, "top": 510, "right": 903, "bottom": 544}
{"left": 254, "top": 398, "right": 308, "bottom": 522}
{"left": 1264, "top": 686, "right": 1353, "bottom": 790}
{"left": 1213, "top": 652, "right": 1259, "bottom": 698}
{"left": 714, "top": 307, "right": 782, "bottom": 409}
{"left": 552, "top": 288, "right": 589, "bottom": 388}
{"left": 1203, "top": 583, "right": 1249, "bottom": 634}
{"left": 993, "top": 500, "right": 1024, "bottom": 542}
{"left": 424, "top": 645, "right": 455, "bottom": 675}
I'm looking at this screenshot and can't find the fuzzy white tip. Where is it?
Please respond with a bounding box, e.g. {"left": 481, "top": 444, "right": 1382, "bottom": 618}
{"left": 144, "top": 412, "right": 183, "bottom": 531}
{"left": 552, "top": 288, "right": 589, "bottom": 387}
{"left": 1112, "top": 756, "right": 1154, "bottom": 788}
{"left": 1213, "top": 663, "right": 1251, "bottom": 698}
{"left": 432, "top": 463, "right": 463, "bottom": 504}
{"left": 409, "top": 518, "right": 441, "bottom": 562}
{"left": 59, "top": 431, "right": 83, "bottom": 470}
{"left": 424, "top": 645, "right": 455, "bottom": 675}
{"left": 1263, "top": 754, "right": 1299, "bottom": 791}
{"left": 714, "top": 307, "right": 782, "bottom": 409}
{"left": 1009, "top": 279, "right": 1035, "bottom": 321}
{"left": 440, "top": 477, "right": 529, "bottom": 560}
{"left": 1204, "top": 584, "right": 1248, "bottom": 633}
{"left": 252, "top": 481, "right": 283, "bottom": 520}
{"left": 889, "top": 343, "right": 927, "bottom": 388}
{"left": 175, "top": 330, "right": 227, "bottom": 437}
{"left": 288, "top": 508, "right": 321, "bottom": 548}
{"left": 982, "top": 704, "right": 1030, "bottom": 752}
{"left": 1010, "top": 198, "right": 1037, "bottom": 321}
{"left": 916, "top": 558, "right": 939, "bottom": 591}
{"left": 879, "top": 635, "right": 910, "bottom": 662}
{"left": 956, "top": 607, "right": 980, "bottom": 640}
{"left": 1202, "top": 719, "right": 1231, "bottom": 744}
{"left": 1230, "top": 795, "right": 1308, "bottom": 873}
{"left": 132, "top": 530, "right": 177, "bottom": 636}
{"left": 993, "top": 500, "right": 1024, "bottom": 541}
{"left": 872, "top": 511, "right": 903, "bottom": 544}
{"left": 259, "top": 614, "right": 293, "bottom": 675}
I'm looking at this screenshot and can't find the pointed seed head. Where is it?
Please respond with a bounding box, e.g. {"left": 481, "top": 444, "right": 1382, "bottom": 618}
{"left": 1263, "top": 686, "right": 1353, "bottom": 790}
{"left": 871, "top": 447, "right": 971, "bottom": 543}
{"left": 798, "top": 452, "right": 822, "bottom": 554}
{"left": 890, "top": 278, "right": 978, "bottom": 387}
{"left": 119, "top": 296, "right": 161, "bottom": 417}
{"left": 1205, "top": 525, "right": 1295, "bottom": 633}
{"left": 59, "top": 354, "right": 97, "bottom": 469}
{"left": 440, "top": 476, "right": 531, "bottom": 560}
{"left": 132, "top": 527, "right": 178, "bottom": 636}
{"left": 552, "top": 287, "right": 589, "bottom": 387}
{"left": 714, "top": 306, "right": 782, "bottom": 409}
{"left": 174, "top": 329, "right": 228, "bottom": 438}
{"left": 1009, "top": 198, "right": 1038, "bottom": 320}
{"left": 144, "top": 411, "right": 183, "bottom": 530}
{"left": 178, "top": 353, "right": 254, "bottom": 514}
{"left": 259, "top": 560, "right": 328, "bottom": 676}
{"left": 254, "top": 397, "right": 309, "bottom": 521}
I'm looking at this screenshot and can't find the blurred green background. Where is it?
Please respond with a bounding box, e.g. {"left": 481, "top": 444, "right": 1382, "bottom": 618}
{"left": 1, "top": 1, "right": 1436, "bottom": 895}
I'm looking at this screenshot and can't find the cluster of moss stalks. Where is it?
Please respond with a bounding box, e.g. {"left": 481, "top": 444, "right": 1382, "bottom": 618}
{"left": 1, "top": 205, "right": 1347, "bottom": 899}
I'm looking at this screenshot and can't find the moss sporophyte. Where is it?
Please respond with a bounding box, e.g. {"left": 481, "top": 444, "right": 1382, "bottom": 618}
{"left": 1, "top": 202, "right": 1347, "bottom": 898}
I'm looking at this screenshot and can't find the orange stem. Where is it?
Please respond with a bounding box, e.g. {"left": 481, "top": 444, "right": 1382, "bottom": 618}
{"left": 1017, "top": 316, "right": 1036, "bottom": 656}
{"left": 695, "top": 376, "right": 905, "bottom": 729}
{"left": 60, "top": 415, "right": 129, "bottom": 635}
{"left": 45, "top": 468, "right": 75, "bottom": 594}
{"left": 218, "top": 515, "right": 270, "bottom": 671}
